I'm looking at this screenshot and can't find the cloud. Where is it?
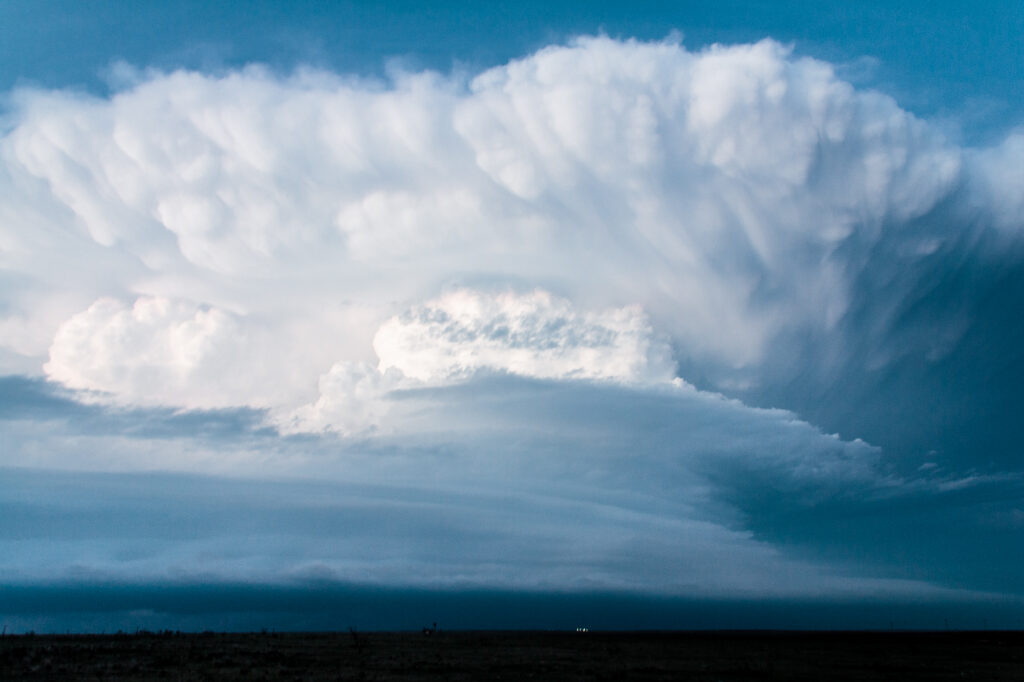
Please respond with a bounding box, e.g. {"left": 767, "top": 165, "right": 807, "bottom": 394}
{"left": 0, "top": 463, "right": 954, "bottom": 598}
{"left": 373, "top": 289, "right": 674, "bottom": 384}
{"left": 280, "top": 360, "right": 409, "bottom": 435}
{"left": 4, "top": 373, "right": 1021, "bottom": 598}
{"left": 2, "top": 35, "right": 1010, "bottom": 426}
{"left": 0, "top": 376, "right": 929, "bottom": 596}
{"left": 1, "top": 35, "right": 1023, "bottom": 603}
{"left": 285, "top": 286, "right": 677, "bottom": 434}
{"left": 45, "top": 297, "right": 242, "bottom": 406}
{"left": 967, "top": 130, "right": 1024, "bottom": 230}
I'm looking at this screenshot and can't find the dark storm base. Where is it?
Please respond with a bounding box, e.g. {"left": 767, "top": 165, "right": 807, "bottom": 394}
{"left": 2, "top": 630, "right": 1022, "bottom": 681}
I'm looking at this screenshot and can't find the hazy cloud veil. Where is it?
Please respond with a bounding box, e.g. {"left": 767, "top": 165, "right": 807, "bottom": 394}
{"left": 2, "top": 36, "right": 1023, "bottom": 615}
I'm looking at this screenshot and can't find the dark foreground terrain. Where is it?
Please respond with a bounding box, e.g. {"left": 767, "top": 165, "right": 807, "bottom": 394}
{"left": 2, "top": 630, "right": 1022, "bottom": 681}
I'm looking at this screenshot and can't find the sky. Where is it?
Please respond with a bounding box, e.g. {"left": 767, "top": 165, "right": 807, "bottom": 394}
{"left": 1, "top": 1, "right": 1023, "bottom": 632}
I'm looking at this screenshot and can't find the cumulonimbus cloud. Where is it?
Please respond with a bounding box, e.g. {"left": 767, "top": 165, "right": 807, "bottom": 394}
{"left": 2, "top": 36, "right": 1023, "bottom": 601}
{"left": 0, "top": 35, "right": 1018, "bottom": 433}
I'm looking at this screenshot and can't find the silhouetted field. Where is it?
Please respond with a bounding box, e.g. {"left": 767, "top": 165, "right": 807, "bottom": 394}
{"left": 2, "top": 630, "right": 1022, "bottom": 680}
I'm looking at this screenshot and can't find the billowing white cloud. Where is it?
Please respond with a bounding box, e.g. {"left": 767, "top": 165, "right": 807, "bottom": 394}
{"left": 40, "top": 288, "right": 675, "bottom": 433}
{"left": 280, "top": 360, "right": 410, "bottom": 435}
{"left": 45, "top": 297, "right": 240, "bottom": 405}
{"left": 280, "top": 288, "right": 674, "bottom": 434}
{"left": 373, "top": 289, "right": 674, "bottom": 384}
{"left": 2, "top": 35, "right": 1013, "bottom": 429}
{"left": 43, "top": 296, "right": 330, "bottom": 410}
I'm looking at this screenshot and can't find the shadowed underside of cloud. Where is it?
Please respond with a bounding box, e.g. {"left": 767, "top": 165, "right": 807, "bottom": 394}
{"left": 2, "top": 374, "right": 1022, "bottom": 602}
{"left": 0, "top": 376, "right": 881, "bottom": 594}
{"left": 6, "top": 581, "right": 1023, "bottom": 633}
{"left": 0, "top": 36, "right": 1023, "bottom": 609}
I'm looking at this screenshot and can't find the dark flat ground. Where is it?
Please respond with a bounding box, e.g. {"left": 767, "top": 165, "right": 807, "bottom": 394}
{"left": 2, "top": 630, "right": 1022, "bottom": 681}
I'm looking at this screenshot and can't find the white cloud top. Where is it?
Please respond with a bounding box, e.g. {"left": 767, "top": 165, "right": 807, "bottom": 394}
{"left": 0, "top": 35, "right": 1016, "bottom": 431}
{"left": 374, "top": 289, "right": 674, "bottom": 384}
